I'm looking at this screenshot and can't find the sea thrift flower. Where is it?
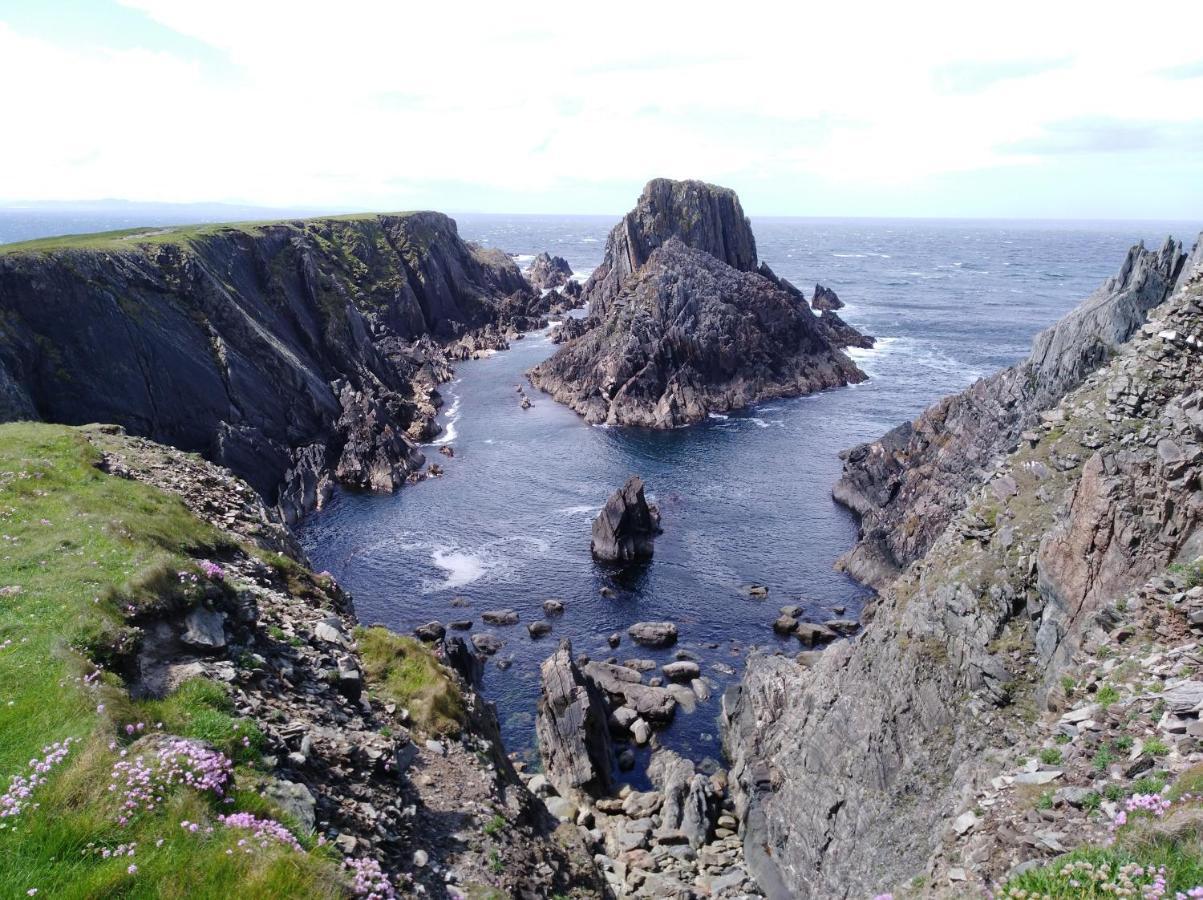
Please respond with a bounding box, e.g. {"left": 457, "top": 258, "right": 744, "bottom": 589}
{"left": 108, "top": 740, "right": 232, "bottom": 824}
{"left": 216, "top": 813, "right": 302, "bottom": 852}
{"left": 345, "top": 857, "right": 396, "bottom": 899}
{"left": 0, "top": 738, "right": 77, "bottom": 823}
{"left": 198, "top": 561, "right": 224, "bottom": 581}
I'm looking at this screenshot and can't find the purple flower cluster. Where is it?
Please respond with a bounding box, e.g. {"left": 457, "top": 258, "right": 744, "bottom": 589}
{"left": 108, "top": 739, "right": 232, "bottom": 825}
{"left": 198, "top": 561, "right": 225, "bottom": 582}
{"left": 217, "top": 813, "right": 302, "bottom": 853}
{"left": 1112, "top": 792, "right": 1175, "bottom": 829}
{"left": 0, "top": 737, "right": 77, "bottom": 823}
{"left": 345, "top": 857, "right": 396, "bottom": 899}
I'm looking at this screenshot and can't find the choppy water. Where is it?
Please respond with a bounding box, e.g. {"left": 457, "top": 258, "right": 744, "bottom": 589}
{"left": 4, "top": 209, "right": 1199, "bottom": 783}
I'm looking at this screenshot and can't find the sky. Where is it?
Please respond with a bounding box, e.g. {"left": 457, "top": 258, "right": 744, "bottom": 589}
{"left": 1, "top": 0, "right": 1201, "bottom": 218}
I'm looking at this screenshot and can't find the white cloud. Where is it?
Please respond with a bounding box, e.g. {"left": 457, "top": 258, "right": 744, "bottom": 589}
{"left": 1, "top": 0, "right": 1201, "bottom": 214}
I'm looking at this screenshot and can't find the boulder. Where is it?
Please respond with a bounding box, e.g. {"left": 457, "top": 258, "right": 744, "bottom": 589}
{"left": 591, "top": 475, "right": 661, "bottom": 563}
{"left": 182, "top": 606, "right": 226, "bottom": 651}
{"left": 795, "top": 622, "right": 838, "bottom": 647}
{"left": 413, "top": 620, "right": 446, "bottom": 642}
{"left": 662, "top": 661, "right": 701, "bottom": 682}
{"left": 528, "top": 621, "right": 552, "bottom": 639}
{"left": 628, "top": 621, "right": 678, "bottom": 648}
{"left": 482, "top": 609, "right": 519, "bottom": 626}
{"left": 583, "top": 661, "right": 677, "bottom": 723}
{"left": 535, "top": 640, "right": 614, "bottom": 800}
{"left": 471, "top": 633, "right": 503, "bottom": 655}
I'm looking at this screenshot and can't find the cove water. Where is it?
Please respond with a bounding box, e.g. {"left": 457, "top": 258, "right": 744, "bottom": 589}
{"left": 3, "top": 210, "right": 1198, "bottom": 781}
{"left": 296, "top": 215, "right": 1200, "bottom": 778}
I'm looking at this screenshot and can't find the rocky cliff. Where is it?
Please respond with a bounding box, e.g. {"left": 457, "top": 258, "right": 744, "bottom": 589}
{"left": 721, "top": 235, "right": 1203, "bottom": 898}
{"left": 528, "top": 180, "right": 867, "bottom": 427}
{"left": 833, "top": 236, "right": 1188, "bottom": 588}
{"left": 0, "top": 213, "right": 545, "bottom": 521}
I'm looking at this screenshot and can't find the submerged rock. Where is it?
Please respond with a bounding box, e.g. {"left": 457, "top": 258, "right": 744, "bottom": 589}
{"left": 591, "top": 475, "right": 661, "bottom": 563}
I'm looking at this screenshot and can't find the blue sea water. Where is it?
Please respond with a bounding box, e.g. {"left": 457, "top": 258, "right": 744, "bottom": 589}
{"left": 4, "top": 209, "right": 1199, "bottom": 781}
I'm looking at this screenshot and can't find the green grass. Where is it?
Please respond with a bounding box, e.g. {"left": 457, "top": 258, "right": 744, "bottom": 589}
{"left": 1096, "top": 683, "right": 1121, "bottom": 707}
{"left": 0, "top": 422, "right": 346, "bottom": 897}
{"left": 0, "top": 212, "right": 420, "bottom": 256}
{"left": 356, "top": 626, "right": 465, "bottom": 736}
{"left": 1039, "top": 748, "right": 1063, "bottom": 766}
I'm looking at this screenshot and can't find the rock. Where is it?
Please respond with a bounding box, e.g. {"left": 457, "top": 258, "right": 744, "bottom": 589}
{"left": 441, "top": 636, "right": 482, "bottom": 683}
{"left": 528, "top": 621, "right": 552, "bottom": 639}
{"left": 823, "top": 619, "right": 859, "bottom": 636}
{"left": 182, "top": 606, "right": 227, "bottom": 651}
{"left": 607, "top": 632, "right": 622, "bottom": 648}
{"left": 772, "top": 614, "right": 799, "bottom": 635}
{"left": 413, "top": 849, "right": 429, "bottom": 868}
{"left": 313, "top": 620, "right": 348, "bottom": 646}
{"left": 471, "top": 633, "right": 504, "bottom": 655}
{"left": 631, "top": 719, "right": 652, "bottom": 745}
{"left": 413, "top": 620, "right": 446, "bottom": 642}
{"left": 812, "top": 283, "right": 845, "bottom": 311}
{"left": 584, "top": 661, "right": 677, "bottom": 723}
{"left": 526, "top": 252, "right": 574, "bottom": 291}
{"left": 542, "top": 599, "right": 565, "bottom": 615}
{"left": 610, "top": 706, "right": 638, "bottom": 731}
{"left": 535, "top": 640, "right": 614, "bottom": 800}
{"left": 482, "top": 609, "right": 519, "bottom": 626}
{"left": 544, "top": 795, "right": 577, "bottom": 822}
{"left": 263, "top": 778, "right": 316, "bottom": 832}
{"left": 794, "top": 622, "right": 838, "bottom": 647}
{"left": 743, "top": 584, "right": 769, "bottom": 599}
{"left": 528, "top": 179, "right": 866, "bottom": 427}
{"left": 591, "top": 476, "right": 660, "bottom": 563}
{"left": 661, "top": 661, "right": 700, "bottom": 682}
{"left": 628, "top": 621, "right": 678, "bottom": 648}
{"left": 448, "top": 619, "right": 472, "bottom": 630}
{"left": 617, "top": 749, "right": 636, "bottom": 771}
{"left": 623, "top": 791, "right": 663, "bottom": 817}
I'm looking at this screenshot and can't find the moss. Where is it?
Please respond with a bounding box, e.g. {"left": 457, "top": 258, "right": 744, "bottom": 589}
{"left": 356, "top": 626, "right": 466, "bottom": 736}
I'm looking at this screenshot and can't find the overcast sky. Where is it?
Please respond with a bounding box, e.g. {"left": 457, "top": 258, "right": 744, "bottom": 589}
{"left": 2, "top": 0, "right": 1201, "bottom": 218}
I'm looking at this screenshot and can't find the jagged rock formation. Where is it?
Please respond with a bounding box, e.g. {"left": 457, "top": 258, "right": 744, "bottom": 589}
{"left": 535, "top": 640, "right": 614, "bottom": 801}
{"left": 0, "top": 213, "right": 546, "bottom": 521}
{"left": 530, "top": 238, "right": 866, "bottom": 426}
{"left": 580, "top": 178, "right": 760, "bottom": 318}
{"left": 591, "top": 475, "right": 661, "bottom": 562}
{"left": 811, "top": 284, "right": 844, "bottom": 311}
{"left": 721, "top": 234, "right": 1203, "bottom": 898}
{"left": 526, "top": 251, "right": 573, "bottom": 290}
{"left": 833, "top": 236, "right": 1189, "bottom": 588}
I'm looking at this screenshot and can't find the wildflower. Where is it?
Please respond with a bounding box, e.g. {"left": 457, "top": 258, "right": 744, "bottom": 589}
{"left": 27, "top": 890, "right": 37, "bottom": 896}
{"left": 127, "top": 865, "right": 137, "bottom": 875}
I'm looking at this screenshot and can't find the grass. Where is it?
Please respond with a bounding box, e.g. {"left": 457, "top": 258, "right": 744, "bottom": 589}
{"left": 1039, "top": 748, "right": 1063, "bottom": 766}
{"left": 1096, "top": 683, "right": 1121, "bottom": 707}
{"left": 356, "top": 626, "right": 465, "bottom": 736}
{"left": 0, "top": 211, "right": 421, "bottom": 256}
{"left": 483, "top": 814, "right": 505, "bottom": 837}
{"left": 0, "top": 422, "right": 346, "bottom": 897}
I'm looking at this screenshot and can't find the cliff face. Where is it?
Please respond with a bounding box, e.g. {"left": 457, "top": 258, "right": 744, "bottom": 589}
{"left": 721, "top": 237, "right": 1203, "bottom": 898}
{"left": 529, "top": 180, "right": 867, "bottom": 427}
{"left": 0, "top": 214, "right": 541, "bottom": 520}
{"left": 582, "top": 178, "right": 760, "bottom": 317}
{"left": 833, "top": 237, "right": 1188, "bottom": 588}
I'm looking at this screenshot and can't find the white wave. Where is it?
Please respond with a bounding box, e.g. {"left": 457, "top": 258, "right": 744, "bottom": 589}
{"left": 707, "top": 412, "right": 729, "bottom": 420}
{"left": 430, "top": 394, "right": 462, "bottom": 445}
{"left": 582, "top": 237, "right": 599, "bottom": 243}
{"left": 430, "top": 548, "right": 486, "bottom": 589}
{"left": 557, "top": 504, "right": 598, "bottom": 516}
{"left": 832, "top": 252, "right": 866, "bottom": 258}
{"left": 513, "top": 253, "right": 536, "bottom": 264}
{"left": 749, "top": 417, "right": 771, "bottom": 428}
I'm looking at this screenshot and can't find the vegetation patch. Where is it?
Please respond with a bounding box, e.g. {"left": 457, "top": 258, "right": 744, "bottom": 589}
{"left": 356, "top": 626, "right": 466, "bottom": 736}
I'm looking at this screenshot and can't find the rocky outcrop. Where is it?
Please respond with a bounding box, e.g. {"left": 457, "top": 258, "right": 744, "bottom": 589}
{"left": 580, "top": 178, "right": 759, "bottom": 318}
{"left": 811, "top": 284, "right": 843, "bottom": 311}
{"left": 0, "top": 213, "right": 543, "bottom": 521}
{"left": 529, "top": 237, "right": 866, "bottom": 427}
{"left": 834, "top": 236, "right": 1189, "bottom": 588}
{"left": 722, "top": 235, "right": 1203, "bottom": 898}
{"left": 526, "top": 252, "right": 573, "bottom": 290}
{"left": 535, "top": 640, "right": 614, "bottom": 801}
{"left": 591, "top": 475, "right": 661, "bottom": 562}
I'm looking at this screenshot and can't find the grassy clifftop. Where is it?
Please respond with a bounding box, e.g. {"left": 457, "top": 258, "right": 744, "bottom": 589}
{"left": 0, "top": 423, "right": 346, "bottom": 897}
{"left": 0, "top": 212, "right": 423, "bottom": 255}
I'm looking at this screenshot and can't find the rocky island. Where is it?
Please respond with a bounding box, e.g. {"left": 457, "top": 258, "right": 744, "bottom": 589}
{"left": 528, "top": 179, "right": 868, "bottom": 427}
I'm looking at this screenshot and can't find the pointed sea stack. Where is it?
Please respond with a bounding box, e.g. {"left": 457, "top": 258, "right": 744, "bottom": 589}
{"left": 591, "top": 475, "right": 660, "bottom": 563}
{"left": 528, "top": 179, "right": 867, "bottom": 427}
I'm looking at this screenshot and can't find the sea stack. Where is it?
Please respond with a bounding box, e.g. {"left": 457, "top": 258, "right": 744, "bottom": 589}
{"left": 526, "top": 252, "right": 574, "bottom": 290}
{"left": 527, "top": 178, "right": 867, "bottom": 427}
{"left": 591, "top": 475, "right": 660, "bottom": 563}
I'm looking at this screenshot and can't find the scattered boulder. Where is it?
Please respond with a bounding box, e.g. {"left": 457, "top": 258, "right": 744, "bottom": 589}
{"left": 628, "top": 621, "right": 678, "bottom": 648}
{"left": 482, "top": 609, "right": 519, "bottom": 626}
{"left": 662, "top": 660, "right": 701, "bottom": 682}
{"left": 542, "top": 599, "right": 565, "bottom": 615}
{"left": 795, "top": 622, "right": 838, "bottom": 647}
{"left": 528, "top": 621, "right": 552, "bottom": 639}
{"left": 413, "top": 620, "right": 446, "bottom": 642}
{"left": 471, "top": 633, "right": 504, "bottom": 655}
{"left": 591, "top": 475, "right": 661, "bottom": 563}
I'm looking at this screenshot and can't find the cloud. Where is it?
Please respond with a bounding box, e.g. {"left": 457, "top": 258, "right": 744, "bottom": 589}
{"left": 1160, "top": 59, "right": 1203, "bottom": 79}
{"left": 0, "top": 0, "right": 1200, "bottom": 217}
{"left": 932, "top": 58, "right": 1071, "bottom": 94}
{"left": 1003, "top": 119, "right": 1203, "bottom": 156}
